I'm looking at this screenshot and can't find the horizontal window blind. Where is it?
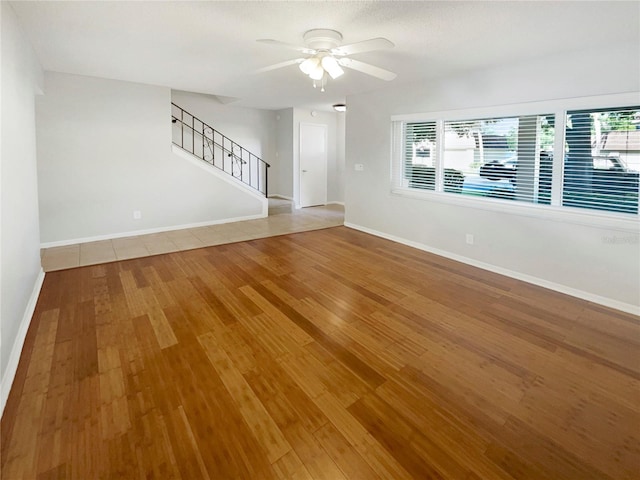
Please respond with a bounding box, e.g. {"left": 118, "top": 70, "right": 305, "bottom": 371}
{"left": 404, "top": 122, "right": 437, "bottom": 190}
{"left": 563, "top": 107, "right": 640, "bottom": 214}
{"left": 392, "top": 101, "right": 638, "bottom": 218}
{"left": 442, "top": 114, "right": 554, "bottom": 203}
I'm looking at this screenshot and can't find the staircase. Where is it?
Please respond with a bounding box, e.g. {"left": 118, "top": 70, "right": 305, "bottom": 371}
{"left": 171, "top": 103, "right": 270, "bottom": 196}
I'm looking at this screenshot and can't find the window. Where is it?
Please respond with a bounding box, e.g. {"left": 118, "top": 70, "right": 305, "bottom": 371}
{"left": 443, "top": 115, "right": 554, "bottom": 204}
{"left": 403, "top": 121, "right": 437, "bottom": 191}
{"left": 563, "top": 107, "right": 640, "bottom": 214}
{"left": 393, "top": 102, "right": 640, "bottom": 217}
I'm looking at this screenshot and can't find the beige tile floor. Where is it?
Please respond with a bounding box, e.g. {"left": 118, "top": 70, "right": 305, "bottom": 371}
{"left": 41, "top": 203, "right": 344, "bottom": 272}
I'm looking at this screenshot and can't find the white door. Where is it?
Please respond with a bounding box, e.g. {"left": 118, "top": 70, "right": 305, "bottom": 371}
{"left": 299, "top": 123, "right": 327, "bottom": 207}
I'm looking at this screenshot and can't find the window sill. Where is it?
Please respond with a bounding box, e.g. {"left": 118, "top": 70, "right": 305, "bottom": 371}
{"left": 391, "top": 187, "right": 640, "bottom": 233}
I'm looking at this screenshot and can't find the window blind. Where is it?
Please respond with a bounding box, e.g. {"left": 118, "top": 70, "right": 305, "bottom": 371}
{"left": 392, "top": 101, "right": 638, "bottom": 218}
{"left": 563, "top": 107, "right": 640, "bottom": 214}
{"left": 403, "top": 121, "right": 437, "bottom": 191}
{"left": 442, "top": 114, "right": 554, "bottom": 203}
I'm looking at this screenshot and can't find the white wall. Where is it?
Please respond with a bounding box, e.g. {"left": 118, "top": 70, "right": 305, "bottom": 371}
{"left": 1, "top": 2, "right": 45, "bottom": 411}
{"left": 345, "top": 44, "right": 640, "bottom": 312}
{"left": 273, "top": 108, "right": 294, "bottom": 198}
{"left": 37, "top": 73, "right": 265, "bottom": 245}
{"left": 333, "top": 112, "right": 346, "bottom": 203}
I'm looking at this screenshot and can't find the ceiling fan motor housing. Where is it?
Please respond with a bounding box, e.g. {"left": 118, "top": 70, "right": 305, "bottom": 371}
{"left": 303, "top": 29, "right": 343, "bottom": 51}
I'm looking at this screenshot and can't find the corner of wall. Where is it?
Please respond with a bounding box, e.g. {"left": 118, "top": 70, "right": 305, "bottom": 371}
{"left": 1, "top": 269, "right": 45, "bottom": 416}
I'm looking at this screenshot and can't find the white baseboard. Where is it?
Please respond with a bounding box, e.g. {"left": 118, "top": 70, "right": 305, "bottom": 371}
{"left": 344, "top": 222, "right": 639, "bottom": 316}
{"left": 268, "top": 194, "right": 294, "bottom": 201}
{"left": 266, "top": 195, "right": 345, "bottom": 209}
{"left": 1, "top": 268, "right": 45, "bottom": 416}
{"left": 40, "top": 212, "right": 268, "bottom": 249}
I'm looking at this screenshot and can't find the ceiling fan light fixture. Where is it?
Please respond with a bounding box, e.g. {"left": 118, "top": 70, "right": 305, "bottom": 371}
{"left": 309, "top": 64, "right": 325, "bottom": 80}
{"left": 299, "top": 57, "right": 319, "bottom": 75}
{"left": 321, "top": 55, "right": 344, "bottom": 79}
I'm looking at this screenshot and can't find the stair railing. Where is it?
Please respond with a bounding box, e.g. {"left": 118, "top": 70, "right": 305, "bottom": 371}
{"left": 171, "top": 103, "right": 270, "bottom": 196}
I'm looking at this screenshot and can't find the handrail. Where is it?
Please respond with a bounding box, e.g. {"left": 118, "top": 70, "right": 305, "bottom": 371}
{"left": 171, "top": 103, "right": 270, "bottom": 196}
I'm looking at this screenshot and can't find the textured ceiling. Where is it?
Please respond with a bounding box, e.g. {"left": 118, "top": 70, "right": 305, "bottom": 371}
{"left": 10, "top": 1, "right": 640, "bottom": 111}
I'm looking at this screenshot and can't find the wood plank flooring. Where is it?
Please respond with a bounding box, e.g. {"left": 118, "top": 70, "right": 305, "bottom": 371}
{"left": 2, "top": 226, "right": 639, "bottom": 479}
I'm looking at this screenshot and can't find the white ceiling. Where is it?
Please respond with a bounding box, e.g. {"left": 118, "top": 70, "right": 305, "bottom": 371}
{"left": 10, "top": 1, "right": 640, "bottom": 112}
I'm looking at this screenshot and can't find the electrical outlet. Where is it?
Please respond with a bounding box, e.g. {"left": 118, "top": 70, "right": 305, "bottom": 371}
{"left": 133, "top": 210, "right": 142, "bottom": 220}
{"left": 465, "top": 233, "right": 474, "bottom": 245}
{"left": 354, "top": 163, "right": 364, "bottom": 171}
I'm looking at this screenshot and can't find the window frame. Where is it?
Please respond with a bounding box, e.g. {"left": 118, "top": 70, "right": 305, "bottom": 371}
{"left": 390, "top": 93, "right": 640, "bottom": 232}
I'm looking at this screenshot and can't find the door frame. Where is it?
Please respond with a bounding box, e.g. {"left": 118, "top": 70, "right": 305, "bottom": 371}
{"left": 298, "top": 122, "right": 328, "bottom": 208}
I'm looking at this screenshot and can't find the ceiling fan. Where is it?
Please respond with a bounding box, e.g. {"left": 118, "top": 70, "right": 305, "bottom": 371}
{"left": 256, "top": 29, "right": 397, "bottom": 91}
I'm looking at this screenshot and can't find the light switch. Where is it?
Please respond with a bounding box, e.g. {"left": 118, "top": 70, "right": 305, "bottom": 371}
{"left": 354, "top": 163, "right": 364, "bottom": 171}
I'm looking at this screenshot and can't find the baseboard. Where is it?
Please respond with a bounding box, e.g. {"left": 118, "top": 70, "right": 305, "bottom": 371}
{"left": 327, "top": 201, "right": 345, "bottom": 206}
{"left": 268, "top": 194, "right": 294, "bottom": 201}
{"left": 40, "top": 213, "right": 268, "bottom": 249}
{"left": 1, "top": 268, "right": 45, "bottom": 416}
{"left": 344, "top": 222, "right": 640, "bottom": 316}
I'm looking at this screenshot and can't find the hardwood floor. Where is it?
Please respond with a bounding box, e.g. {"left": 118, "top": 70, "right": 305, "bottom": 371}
{"left": 2, "top": 226, "right": 639, "bottom": 479}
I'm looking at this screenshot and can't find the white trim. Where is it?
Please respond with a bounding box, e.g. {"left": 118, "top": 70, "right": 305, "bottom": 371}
{"left": 1, "top": 268, "right": 45, "bottom": 416}
{"left": 269, "top": 194, "right": 294, "bottom": 201}
{"left": 344, "top": 222, "right": 639, "bottom": 316}
{"left": 40, "top": 213, "right": 266, "bottom": 249}
{"left": 327, "top": 201, "right": 345, "bottom": 206}
{"left": 391, "top": 92, "right": 640, "bottom": 122}
{"left": 390, "top": 187, "right": 639, "bottom": 233}
{"left": 551, "top": 111, "right": 566, "bottom": 206}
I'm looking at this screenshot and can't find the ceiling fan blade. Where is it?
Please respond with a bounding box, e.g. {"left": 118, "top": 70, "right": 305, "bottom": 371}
{"left": 331, "top": 37, "right": 394, "bottom": 56}
{"left": 254, "top": 58, "right": 304, "bottom": 74}
{"left": 338, "top": 58, "right": 397, "bottom": 81}
{"left": 257, "top": 39, "right": 316, "bottom": 55}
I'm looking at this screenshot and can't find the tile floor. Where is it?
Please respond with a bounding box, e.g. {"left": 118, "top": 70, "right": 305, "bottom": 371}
{"left": 41, "top": 203, "right": 344, "bottom": 272}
